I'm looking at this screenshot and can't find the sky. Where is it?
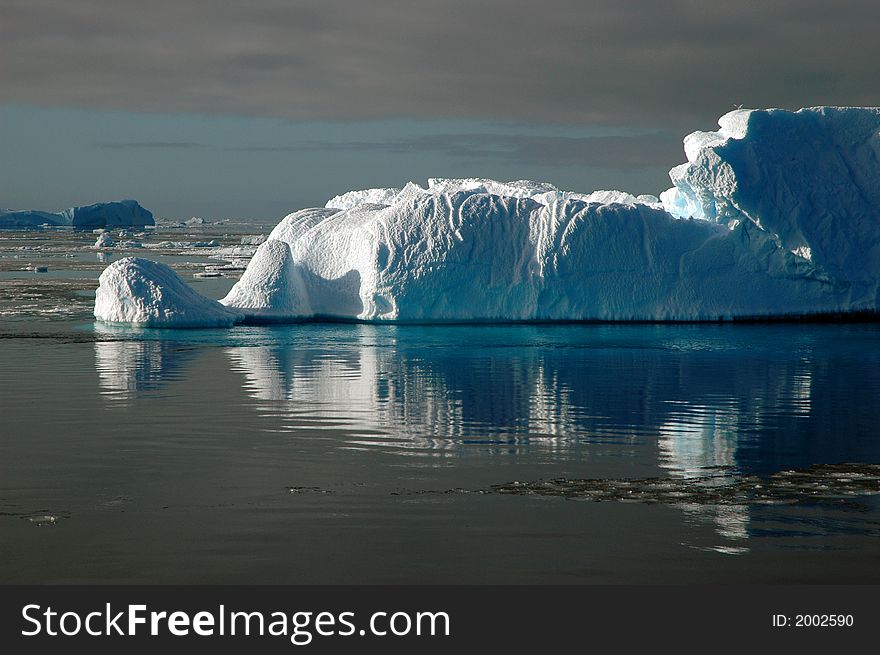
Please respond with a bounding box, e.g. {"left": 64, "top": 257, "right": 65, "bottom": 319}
{"left": 2, "top": 0, "right": 879, "bottom": 220}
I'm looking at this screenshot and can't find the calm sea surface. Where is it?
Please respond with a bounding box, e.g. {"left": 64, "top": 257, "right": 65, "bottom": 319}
{"left": 1, "top": 228, "right": 879, "bottom": 583}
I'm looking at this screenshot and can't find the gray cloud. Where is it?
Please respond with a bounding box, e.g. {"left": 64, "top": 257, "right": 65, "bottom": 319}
{"left": 229, "top": 132, "right": 680, "bottom": 169}
{"left": 2, "top": 0, "right": 878, "bottom": 127}
{"left": 95, "top": 141, "right": 206, "bottom": 149}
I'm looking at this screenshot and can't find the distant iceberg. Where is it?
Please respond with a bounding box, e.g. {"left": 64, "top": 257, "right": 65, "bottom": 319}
{"left": 61, "top": 200, "right": 154, "bottom": 230}
{"left": 94, "top": 107, "right": 880, "bottom": 327}
{"left": 1, "top": 200, "right": 154, "bottom": 230}
{"left": 0, "top": 209, "right": 66, "bottom": 229}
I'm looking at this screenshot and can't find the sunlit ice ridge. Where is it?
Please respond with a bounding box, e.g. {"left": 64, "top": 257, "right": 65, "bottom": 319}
{"left": 93, "top": 107, "right": 880, "bottom": 327}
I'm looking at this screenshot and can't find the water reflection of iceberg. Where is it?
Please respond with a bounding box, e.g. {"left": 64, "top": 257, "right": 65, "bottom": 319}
{"left": 91, "top": 322, "right": 880, "bottom": 549}
{"left": 658, "top": 354, "right": 814, "bottom": 478}
{"left": 659, "top": 408, "right": 750, "bottom": 546}
{"left": 657, "top": 355, "right": 815, "bottom": 547}
{"left": 224, "top": 325, "right": 853, "bottom": 546}
{"left": 94, "top": 340, "right": 197, "bottom": 399}
{"left": 223, "top": 326, "right": 827, "bottom": 465}
{"left": 225, "top": 325, "right": 613, "bottom": 456}
{"left": 226, "top": 335, "right": 465, "bottom": 454}
{"left": 659, "top": 403, "right": 741, "bottom": 477}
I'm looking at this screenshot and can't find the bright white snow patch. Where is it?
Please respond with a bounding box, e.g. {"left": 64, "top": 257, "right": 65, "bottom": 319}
{"left": 326, "top": 187, "right": 402, "bottom": 210}
{"left": 94, "top": 257, "right": 241, "bottom": 327}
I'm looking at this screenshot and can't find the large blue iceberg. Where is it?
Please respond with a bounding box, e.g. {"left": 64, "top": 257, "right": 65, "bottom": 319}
{"left": 1, "top": 199, "right": 154, "bottom": 230}
{"left": 94, "top": 107, "right": 880, "bottom": 327}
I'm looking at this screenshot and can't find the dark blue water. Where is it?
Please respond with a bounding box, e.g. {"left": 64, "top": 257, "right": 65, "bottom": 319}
{"left": 2, "top": 321, "right": 878, "bottom": 583}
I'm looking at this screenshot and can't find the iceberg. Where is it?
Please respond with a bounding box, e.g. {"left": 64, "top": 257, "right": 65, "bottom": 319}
{"left": 61, "top": 200, "right": 154, "bottom": 230}
{"left": 93, "top": 107, "right": 880, "bottom": 327}
{"left": 94, "top": 232, "right": 116, "bottom": 249}
{"left": 219, "top": 191, "right": 848, "bottom": 322}
{"left": 0, "top": 209, "right": 63, "bottom": 229}
{"left": 1, "top": 200, "right": 154, "bottom": 230}
{"left": 94, "top": 257, "right": 241, "bottom": 328}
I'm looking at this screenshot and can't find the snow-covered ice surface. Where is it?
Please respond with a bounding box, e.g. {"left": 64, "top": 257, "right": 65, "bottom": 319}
{"left": 94, "top": 257, "right": 241, "bottom": 327}
{"left": 326, "top": 187, "right": 403, "bottom": 210}
{"left": 94, "top": 107, "right": 880, "bottom": 326}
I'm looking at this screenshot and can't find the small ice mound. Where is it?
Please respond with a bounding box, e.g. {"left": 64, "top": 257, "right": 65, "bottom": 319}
{"left": 219, "top": 239, "right": 363, "bottom": 320}
{"left": 220, "top": 240, "right": 303, "bottom": 317}
{"left": 94, "top": 257, "right": 242, "bottom": 328}
{"left": 94, "top": 232, "right": 116, "bottom": 249}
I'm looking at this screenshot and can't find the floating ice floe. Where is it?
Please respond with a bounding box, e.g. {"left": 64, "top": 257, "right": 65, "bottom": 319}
{"left": 94, "top": 232, "right": 116, "bottom": 249}
{"left": 94, "top": 107, "right": 880, "bottom": 327}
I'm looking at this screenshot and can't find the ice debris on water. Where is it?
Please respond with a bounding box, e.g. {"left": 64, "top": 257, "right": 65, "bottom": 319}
{"left": 24, "top": 513, "right": 64, "bottom": 526}
{"left": 489, "top": 463, "right": 880, "bottom": 506}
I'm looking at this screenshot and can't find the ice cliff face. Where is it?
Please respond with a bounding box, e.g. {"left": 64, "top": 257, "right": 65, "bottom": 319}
{"left": 662, "top": 107, "right": 880, "bottom": 285}
{"left": 1, "top": 200, "right": 154, "bottom": 230}
{"left": 93, "top": 107, "right": 880, "bottom": 326}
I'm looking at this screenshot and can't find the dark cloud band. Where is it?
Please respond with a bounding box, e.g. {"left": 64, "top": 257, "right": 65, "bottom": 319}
{"left": 2, "top": 0, "right": 878, "bottom": 126}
